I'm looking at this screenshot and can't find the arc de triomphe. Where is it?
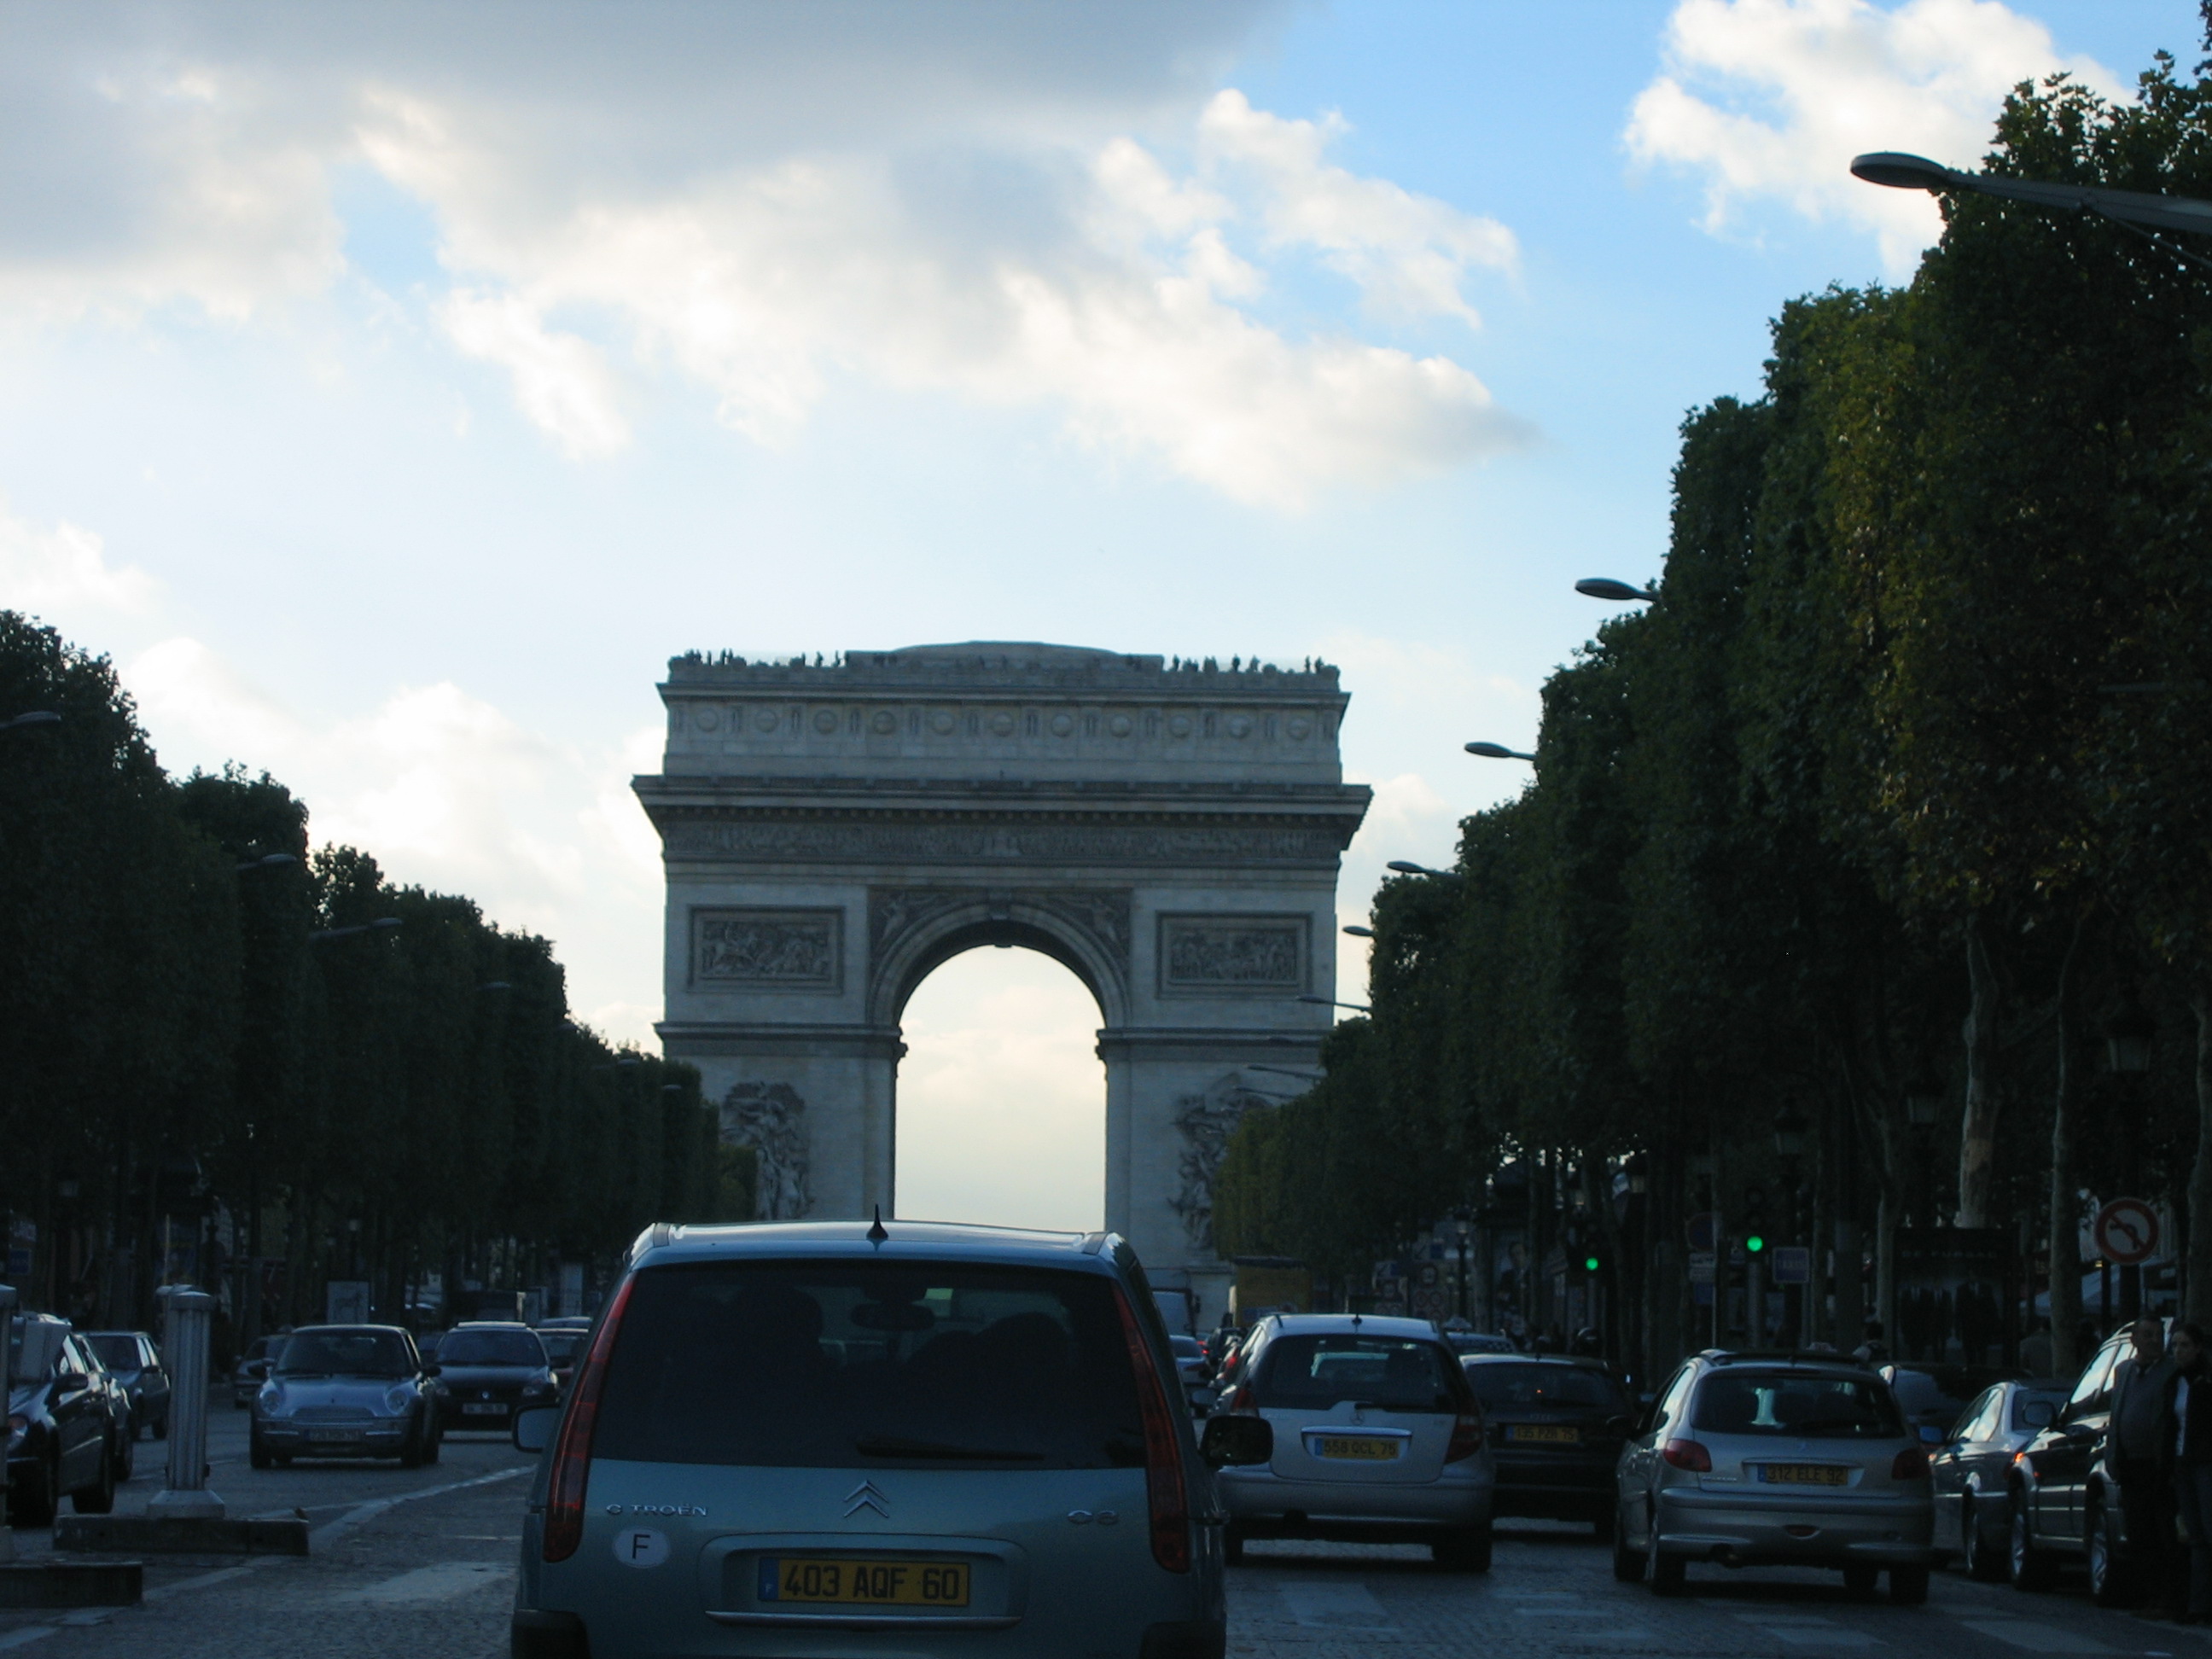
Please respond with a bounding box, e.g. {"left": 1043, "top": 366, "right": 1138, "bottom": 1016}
{"left": 633, "top": 643, "right": 1370, "bottom": 1326}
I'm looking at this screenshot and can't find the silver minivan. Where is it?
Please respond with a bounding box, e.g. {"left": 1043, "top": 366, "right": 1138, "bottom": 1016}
{"left": 508, "top": 1220, "right": 1269, "bottom": 1659}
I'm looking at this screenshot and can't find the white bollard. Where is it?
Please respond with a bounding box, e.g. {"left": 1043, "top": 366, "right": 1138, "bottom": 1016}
{"left": 148, "top": 1287, "right": 223, "bottom": 1520}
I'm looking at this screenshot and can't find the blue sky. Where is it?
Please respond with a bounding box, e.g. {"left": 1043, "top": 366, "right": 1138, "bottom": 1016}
{"left": 0, "top": 0, "right": 2192, "bottom": 1227}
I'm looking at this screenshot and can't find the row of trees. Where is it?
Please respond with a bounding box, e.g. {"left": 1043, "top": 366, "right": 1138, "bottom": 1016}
{"left": 1219, "top": 33, "right": 2212, "bottom": 1379}
{"left": 0, "top": 611, "right": 749, "bottom": 1339}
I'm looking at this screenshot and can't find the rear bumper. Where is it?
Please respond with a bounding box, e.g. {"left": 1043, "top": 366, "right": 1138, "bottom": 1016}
{"left": 1216, "top": 1466, "right": 1492, "bottom": 1530}
{"left": 1653, "top": 1487, "right": 1935, "bottom": 1566}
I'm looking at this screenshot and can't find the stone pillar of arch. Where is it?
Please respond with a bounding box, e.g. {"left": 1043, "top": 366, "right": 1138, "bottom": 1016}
{"left": 633, "top": 642, "right": 1371, "bottom": 1330}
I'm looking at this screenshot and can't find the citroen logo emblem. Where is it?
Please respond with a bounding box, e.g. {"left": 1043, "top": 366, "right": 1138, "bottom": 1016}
{"left": 843, "top": 1480, "right": 890, "bottom": 1519}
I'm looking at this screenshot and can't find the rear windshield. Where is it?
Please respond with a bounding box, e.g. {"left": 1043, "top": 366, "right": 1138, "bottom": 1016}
{"left": 1251, "top": 1335, "right": 1462, "bottom": 1413}
{"left": 590, "top": 1260, "right": 1149, "bottom": 1470}
{"left": 1464, "top": 1362, "right": 1625, "bottom": 1412}
{"left": 439, "top": 1330, "right": 545, "bottom": 1366}
{"left": 276, "top": 1329, "right": 415, "bottom": 1378}
{"left": 538, "top": 1331, "right": 585, "bottom": 1363}
{"left": 86, "top": 1336, "right": 142, "bottom": 1371}
{"left": 1691, "top": 1372, "right": 1904, "bottom": 1439}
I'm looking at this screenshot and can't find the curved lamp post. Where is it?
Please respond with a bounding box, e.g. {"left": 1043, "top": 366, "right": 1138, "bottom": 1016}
{"left": 1464, "top": 742, "right": 1535, "bottom": 762}
{"left": 1297, "top": 993, "right": 1371, "bottom": 1014}
{"left": 1575, "top": 578, "right": 1658, "bottom": 602}
{"left": 1386, "top": 860, "right": 1458, "bottom": 879}
{"left": 1852, "top": 151, "right": 2212, "bottom": 250}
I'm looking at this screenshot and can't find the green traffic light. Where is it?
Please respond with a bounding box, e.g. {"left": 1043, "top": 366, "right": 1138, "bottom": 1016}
{"left": 1745, "top": 1234, "right": 1765, "bottom": 1254}
{"left": 1584, "top": 1255, "right": 1600, "bottom": 1272}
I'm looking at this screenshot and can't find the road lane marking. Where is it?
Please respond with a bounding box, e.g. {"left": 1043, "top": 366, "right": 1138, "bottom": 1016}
{"left": 1280, "top": 1583, "right": 1394, "bottom": 1629}
{"left": 309, "top": 1462, "right": 532, "bottom": 1550}
{"left": 1955, "top": 1621, "right": 2115, "bottom": 1653}
{"left": 335, "top": 1562, "right": 515, "bottom": 1604}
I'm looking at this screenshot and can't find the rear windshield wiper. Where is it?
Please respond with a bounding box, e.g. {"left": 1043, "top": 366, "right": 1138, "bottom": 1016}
{"left": 853, "top": 1435, "right": 1044, "bottom": 1463}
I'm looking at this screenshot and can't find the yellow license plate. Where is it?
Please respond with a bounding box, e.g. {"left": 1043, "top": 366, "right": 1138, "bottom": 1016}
{"left": 1312, "top": 1435, "right": 1402, "bottom": 1461}
{"left": 1758, "top": 1464, "right": 1850, "bottom": 1486}
{"left": 1508, "top": 1424, "right": 1580, "bottom": 1444}
{"left": 760, "top": 1558, "right": 970, "bottom": 1608}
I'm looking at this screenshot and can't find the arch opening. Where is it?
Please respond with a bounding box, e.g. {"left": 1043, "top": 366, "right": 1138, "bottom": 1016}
{"left": 894, "top": 943, "right": 1106, "bottom": 1232}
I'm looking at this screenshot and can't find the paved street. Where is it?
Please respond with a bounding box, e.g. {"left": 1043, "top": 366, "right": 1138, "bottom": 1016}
{"left": 8, "top": 1417, "right": 2207, "bottom": 1659}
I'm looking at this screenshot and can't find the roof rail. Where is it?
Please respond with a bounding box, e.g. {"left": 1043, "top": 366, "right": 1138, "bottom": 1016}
{"left": 1699, "top": 1348, "right": 1869, "bottom": 1369}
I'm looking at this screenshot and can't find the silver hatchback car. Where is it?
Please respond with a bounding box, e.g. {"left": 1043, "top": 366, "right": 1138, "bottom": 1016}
{"left": 1212, "top": 1313, "right": 1495, "bottom": 1569}
{"left": 508, "top": 1220, "right": 1270, "bottom": 1659}
{"left": 1614, "top": 1351, "right": 1935, "bottom": 1603}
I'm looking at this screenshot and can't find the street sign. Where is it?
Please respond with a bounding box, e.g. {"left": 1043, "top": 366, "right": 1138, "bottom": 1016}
{"left": 1687, "top": 1212, "right": 1718, "bottom": 1253}
{"left": 1688, "top": 1250, "right": 1716, "bottom": 1284}
{"left": 1771, "top": 1246, "right": 1810, "bottom": 1286}
{"left": 2094, "top": 1197, "right": 2161, "bottom": 1266}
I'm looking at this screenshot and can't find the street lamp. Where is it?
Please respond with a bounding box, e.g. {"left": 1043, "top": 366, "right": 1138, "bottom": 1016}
{"left": 1851, "top": 151, "right": 2212, "bottom": 247}
{"left": 1464, "top": 742, "right": 1536, "bottom": 761}
{"left": 1772, "top": 1109, "right": 1808, "bottom": 1161}
{"left": 1903, "top": 1068, "right": 1944, "bottom": 1130}
{"left": 1297, "top": 994, "right": 1371, "bottom": 1013}
{"left": 2107, "top": 1001, "right": 2157, "bottom": 1074}
{"left": 235, "top": 853, "right": 299, "bottom": 873}
{"left": 1342, "top": 924, "right": 1374, "bottom": 938}
{"left": 2, "top": 711, "right": 61, "bottom": 732}
{"left": 1249, "top": 1063, "right": 1324, "bottom": 1084}
{"left": 1386, "top": 861, "right": 1457, "bottom": 879}
{"left": 309, "top": 917, "right": 402, "bottom": 942}
{"left": 1575, "top": 578, "right": 1659, "bottom": 602}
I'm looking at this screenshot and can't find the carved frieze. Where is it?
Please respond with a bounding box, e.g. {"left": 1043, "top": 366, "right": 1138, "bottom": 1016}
{"left": 690, "top": 907, "right": 842, "bottom": 992}
{"left": 721, "top": 1082, "right": 812, "bottom": 1219}
{"left": 662, "top": 818, "right": 1347, "bottom": 867}
{"left": 1157, "top": 914, "right": 1308, "bottom": 996}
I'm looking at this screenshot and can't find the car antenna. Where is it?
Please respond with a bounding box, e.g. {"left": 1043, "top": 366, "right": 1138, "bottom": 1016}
{"left": 867, "top": 1206, "right": 888, "bottom": 1245}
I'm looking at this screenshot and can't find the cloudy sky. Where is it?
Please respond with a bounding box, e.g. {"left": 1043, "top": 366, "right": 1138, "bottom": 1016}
{"left": 1, "top": 0, "right": 2180, "bottom": 1228}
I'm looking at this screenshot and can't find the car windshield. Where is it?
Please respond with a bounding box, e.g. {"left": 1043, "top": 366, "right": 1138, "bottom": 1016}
{"left": 275, "top": 1330, "right": 414, "bottom": 1377}
{"left": 1692, "top": 1371, "right": 1904, "bottom": 1439}
{"left": 1464, "top": 1362, "right": 1625, "bottom": 1411}
{"left": 1889, "top": 1365, "right": 2022, "bottom": 1420}
{"left": 590, "top": 1260, "right": 1148, "bottom": 1470}
{"left": 439, "top": 1330, "right": 545, "bottom": 1366}
{"left": 85, "top": 1336, "right": 141, "bottom": 1371}
{"left": 1250, "top": 1334, "right": 1461, "bottom": 1413}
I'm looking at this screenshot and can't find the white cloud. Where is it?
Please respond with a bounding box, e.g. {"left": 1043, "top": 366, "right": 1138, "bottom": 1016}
{"left": 0, "top": 499, "right": 160, "bottom": 617}
{"left": 1626, "top": 0, "right": 2124, "bottom": 279}
{"left": 0, "top": 7, "right": 1531, "bottom": 505}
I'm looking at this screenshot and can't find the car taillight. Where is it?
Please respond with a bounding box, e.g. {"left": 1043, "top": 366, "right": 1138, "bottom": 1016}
{"left": 542, "top": 1274, "right": 636, "bottom": 1563}
{"left": 1661, "top": 1439, "right": 1711, "bottom": 1472}
{"left": 1113, "top": 1288, "right": 1191, "bottom": 1573}
{"left": 1446, "top": 1411, "right": 1483, "bottom": 1463}
{"left": 1892, "top": 1447, "right": 1930, "bottom": 1481}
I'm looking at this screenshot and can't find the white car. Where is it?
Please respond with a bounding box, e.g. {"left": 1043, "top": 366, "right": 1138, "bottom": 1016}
{"left": 1212, "top": 1313, "right": 1495, "bottom": 1569}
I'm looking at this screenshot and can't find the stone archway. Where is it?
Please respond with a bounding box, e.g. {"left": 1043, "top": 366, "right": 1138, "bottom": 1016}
{"left": 634, "top": 642, "right": 1370, "bottom": 1330}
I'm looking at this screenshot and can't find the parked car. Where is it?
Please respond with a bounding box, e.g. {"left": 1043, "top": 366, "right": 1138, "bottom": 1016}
{"left": 2005, "top": 1324, "right": 2167, "bottom": 1604}
{"left": 1443, "top": 1331, "right": 1518, "bottom": 1358}
{"left": 249, "top": 1324, "right": 442, "bottom": 1468}
{"left": 1463, "top": 1353, "right": 1634, "bottom": 1534}
{"left": 533, "top": 1326, "right": 586, "bottom": 1391}
{"left": 233, "top": 1334, "right": 288, "bottom": 1408}
{"left": 431, "top": 1322, "right": 557, "bottom": 1432}
{"left": 504, "top": 1218, "right": 1266, "bottom": 1659}
{"left": 1212, "top": 1313, "right": 1494, "bottom": 1569}
{"left": 1613, "top": 1349, "right": 1935, "bottom": 1603}
{"left": 1169, "top": 1334, "right": 1209, "bottom": 1393}
{"left": 83, "top": 1330, "right": 170, "bottom": 1441}
{"left": 1927, "top": 1377, "right": 2068, "bottom": 1580}
{"left": 1881, "top": 1362, "right": 2028, "bottom": 1445}
{"left": 6, "top": 1314, "right": 130, "bottom": 1525}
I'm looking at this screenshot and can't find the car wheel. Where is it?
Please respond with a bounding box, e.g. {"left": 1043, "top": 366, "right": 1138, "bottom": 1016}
{"left": 7, "top": 1452, "right": 58, "bottom": 1528}
{"left": 1611, "top": 1510, "right": 1644, "bottom": 1582}
{"left": 1842, "top": 1563, "right": 1878, "bottom": 1596}
{"left": 1960, "top": 1494, "right": 2001, "bottom": 1581}
{"left": 1433, "top": 1528, "right": 1492, "bottom": 1572}
{"left": 71, "top": 1443, "right": 116, "bottom": 1515}
{"left": 1646, "top": 1511, "right": 1685, "bottom": 1596}
{"left": 1223, "top": 1523, "right": 1245, "bottom": 1566}
{"left": 1889, "top": 1564, "right": 1930, "bottom": 1605}
{"left": 2087, "top": 1496, "right": 2133, "bottom": 1607}
{"left": 2008, "top": 1492, "right": 2056, "bottom": 1592}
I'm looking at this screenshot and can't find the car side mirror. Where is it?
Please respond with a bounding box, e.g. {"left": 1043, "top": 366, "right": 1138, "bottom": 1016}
{"left": 246, "top": 1359, "right": 271, "bottom": 1379}
{"left": 1918, "top": 1423, "right": 1945, "bottom": 1446}
{"left": 421, "top": 1362, "right": 441, "bottom": 1378}
{"left": 2022, "top": 1400, "right": 2055, "bottom": 1429}
{"left": 2063, "top": 1421, "right": 2099, "bottom": 1442}
{"left": 513, "top": 1404, "right": 562, "bottom": 1454}
{"left": 1200, "top": 1414, "right": 1273, "bottom": 1469}
{"left": 55, "top": 1371, "right": 87, "bottom": 1392}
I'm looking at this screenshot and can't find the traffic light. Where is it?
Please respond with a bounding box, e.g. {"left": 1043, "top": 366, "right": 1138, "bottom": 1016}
{"left": 1743, "top": 1233, "right": 1765, "bottom": 1255}
{"left": 1742, "top": 1185, "right": 1768, "bottom": 1256}
{"left": 1582, "top": 1253, "right": 1602, "bottom": 1274}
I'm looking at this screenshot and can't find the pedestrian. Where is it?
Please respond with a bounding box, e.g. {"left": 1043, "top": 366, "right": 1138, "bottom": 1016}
{"left": 2111, "top": 1317, "right": 2180, "bottom": 1619}
{"left": 1851, "top": 1320, "right": 1889, "bottom": 1366}
{"left": 2021, "top": 1317, "right": 2055, "bottom": 1376}
{"left": 2164, "top": 1322, "right": 2212, "bottom": 1624}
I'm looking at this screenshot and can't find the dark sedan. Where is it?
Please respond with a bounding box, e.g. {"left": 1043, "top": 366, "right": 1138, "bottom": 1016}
{"left": 7, "top": 1315, "right": 130, "bottom": 1525}
{"left": 430, "top": 1323, "right": 557, "bottom": 1432}
{"left": 1929, "top": 1377, "right": 2066, "bottom": 1580}
{"left": 1463, "top": 1353, "right": 1634, "bottom": 1534}
{"left": 84, "top": 1330, "right": 169, "bottom": 1441}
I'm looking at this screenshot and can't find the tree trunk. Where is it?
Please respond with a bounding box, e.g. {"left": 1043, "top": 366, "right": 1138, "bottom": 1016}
{"left": 1957, "top": 917, "right": 2001, "bottom": 1227}
{"left": 2189, "top": 984, "right": 2212, "bottom": 1325}
{"left": 1875, "top": 1185, "right": 1898, "bottom": 1350}
{"left": 2047, "top": 912, "right": 2088, "bottom": 1377}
